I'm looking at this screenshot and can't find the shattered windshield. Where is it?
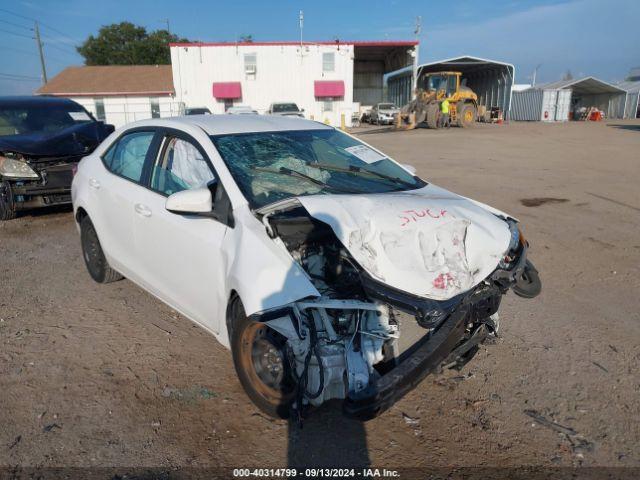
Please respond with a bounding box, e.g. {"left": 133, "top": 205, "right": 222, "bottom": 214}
{"left": 211, "top": 129, "right": 424, "bottom": 208}
{"left": 0, "top": 104, "right": 95, "bottom": 137}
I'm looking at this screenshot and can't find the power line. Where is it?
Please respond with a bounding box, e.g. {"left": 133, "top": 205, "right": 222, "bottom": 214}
{"left": 0, "top": 18, "right": 32, "bottom": 31}
{"left": 0, "top": 6, "right": 78, "bottom": 46}
{"left": 0, "top": 72, "right": 41, "bottom": 80}
{"left": 0, "top": 77, "right": 41, "bottom": 83}
{"left": 0, "top": 27, "right": 33, "bottom": 40}
{"left": 43, "top": 42, "right": 79, "bottom": 57}
{"left": 0, "top": 7, "right": 34, "bottom": 22}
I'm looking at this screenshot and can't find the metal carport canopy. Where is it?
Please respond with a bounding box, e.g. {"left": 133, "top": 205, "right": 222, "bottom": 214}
{"left": 416, "top": 55, "right": 515, "bottom": 78}
{"left": 386, "top": 55, "right": 515, "bottom": 118}
{"left": 539, "top": 77, "right": 627, "bottom": 95}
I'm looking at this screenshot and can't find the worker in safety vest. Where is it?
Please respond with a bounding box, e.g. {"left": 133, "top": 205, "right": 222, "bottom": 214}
{"left": 440, "top": 99, "right": 450, "bottom": 128}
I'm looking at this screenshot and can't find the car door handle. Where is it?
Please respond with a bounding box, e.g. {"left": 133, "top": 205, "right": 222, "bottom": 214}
{"left": 134, "top": 203, "right": 152, "bottom": 217}
{"left": 89, "top": 178, "right": 100, "bottom": 189}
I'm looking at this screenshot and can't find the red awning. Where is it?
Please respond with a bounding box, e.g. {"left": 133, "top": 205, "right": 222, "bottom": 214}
{"left": 212, "top": 82, "right": 242, "bottom": 99}
{"left": 314, "top": 80, "right": 345, "bottom": 98}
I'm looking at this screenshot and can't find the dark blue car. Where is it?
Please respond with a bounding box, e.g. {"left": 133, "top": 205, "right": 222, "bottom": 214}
{"left": 0, "top": 96, "right": 114, "bottom": 220}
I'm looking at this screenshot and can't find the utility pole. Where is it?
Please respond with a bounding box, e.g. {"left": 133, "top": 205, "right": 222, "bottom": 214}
{"left": 411, "top": 15, "right": 421, "bottom": 100}
{"left": 299, "top": 10, "right": 304, "bottom": 49}
{"left": 164, "top": 18, "right": 171, "bottom": 34}
{"left": 34, "top": 21, "right": 47, "bottom": 84}
{"left": 532, "top": 64, "right": 542, "bottom": 87}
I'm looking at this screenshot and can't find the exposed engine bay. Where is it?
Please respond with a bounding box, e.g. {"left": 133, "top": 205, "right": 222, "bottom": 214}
{"left": 251, "top": 201, "right": 539, "bottom": 419}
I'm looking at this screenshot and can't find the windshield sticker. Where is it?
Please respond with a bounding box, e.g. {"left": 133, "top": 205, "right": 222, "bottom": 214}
{"left": 345, "top": 145, "right": 386, "bottom": 164}
{"left": 69, "top": 111, "right": 91, "bottom": 121}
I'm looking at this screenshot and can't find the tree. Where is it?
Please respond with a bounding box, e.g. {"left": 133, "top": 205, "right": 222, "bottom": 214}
{"left": 238, "top": 34, "right": 253, "bottom": 43}
{"left": 77, "top": 22, "right": 189, "bottom": 65}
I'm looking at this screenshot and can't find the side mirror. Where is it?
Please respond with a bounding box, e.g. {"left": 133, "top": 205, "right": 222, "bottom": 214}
{"left": 166, "top": 188, "right": 212, "bottom": 214}
{"left": 402, "top": 164, "right": 417, "bottom": 175}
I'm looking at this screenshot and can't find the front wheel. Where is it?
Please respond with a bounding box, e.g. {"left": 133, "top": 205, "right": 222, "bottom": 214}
{"left": 80, "top": 216, "right": 123, "bottom": 283}
{"left": 229, "top": 298, "right": 295, "bottom": 419}
{"left": 0, "top": 180, "right": 17, "bottom": 221}
{"left": 457, "top": 103, "right": 476, "bottom": 128}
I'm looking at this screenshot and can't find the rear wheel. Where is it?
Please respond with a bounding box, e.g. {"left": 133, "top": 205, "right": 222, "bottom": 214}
{"left": 80, "top": 216, "right": 123, "bottom": 283}
{"left": 457, "top": 103, "right": 476, "bottom": 128}
{"left": 0, "top": 180, "right": 17, "bottom": 221}
{"left": 230, "top": 298, "right": 295, "bottom": 419}
{"left": 425, "top": 103, "right": 439, "bottom": 129}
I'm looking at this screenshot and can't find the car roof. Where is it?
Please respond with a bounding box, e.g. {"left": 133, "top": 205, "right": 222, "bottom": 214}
{"left": 0, "top": 96, "right": 83, "bottom": 108}
{"left": 130, "top": 114, "right": 333, "bottom": 136}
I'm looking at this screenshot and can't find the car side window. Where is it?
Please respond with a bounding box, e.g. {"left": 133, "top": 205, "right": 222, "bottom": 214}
{"left": 103, "top": 131, "right": 154, "bottom": 183}
{"left": 150, "top": 136, "right": 215, "bottom": 196}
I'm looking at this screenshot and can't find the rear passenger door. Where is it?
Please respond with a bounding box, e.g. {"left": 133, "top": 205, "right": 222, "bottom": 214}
{"left": 93, "top": 129, "right": 159, "bottom": 279}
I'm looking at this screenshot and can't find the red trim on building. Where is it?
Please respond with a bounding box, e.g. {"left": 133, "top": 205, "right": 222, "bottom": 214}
{"left": 314, "top": 80, "right": 345, "bottom": 98}
{"left": 170, "top": 40, "right": 418, "bottom": 48}
{"left": 212, "top": 82, "right": 242, "bottom": 99}
{"left": 38, "top": 91, "right": 174, "bottom": 97}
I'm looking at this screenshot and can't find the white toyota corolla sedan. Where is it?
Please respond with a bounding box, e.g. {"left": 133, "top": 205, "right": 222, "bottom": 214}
{"left": 72, "top": 115, "right": 540, "bottom": 420}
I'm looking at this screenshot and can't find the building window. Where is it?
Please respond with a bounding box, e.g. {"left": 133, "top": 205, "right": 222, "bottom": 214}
{"left": 322, "top": 98, "right": 334, "bottom": 112}
{"left": 150, "top": 98, "right": 160, "bottom": 118}
{"left": 244, "top": 53, "right": 257, "bottom": 79}
{"left": 322, "top": 52, "right": 335, "bottom": 73}
{"left": 94, "top": 98, "right": 105, "bottom": 121}
{"left": 224, "top": 99, "right": 234, "bottom": 111}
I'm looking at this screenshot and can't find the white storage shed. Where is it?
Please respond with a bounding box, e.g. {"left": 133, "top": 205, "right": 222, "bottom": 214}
{"left": 511, "top": 88, "right": 572, "bottom": 121}
{"left": 537, "top": 77, "right": 627, "bottom": 120}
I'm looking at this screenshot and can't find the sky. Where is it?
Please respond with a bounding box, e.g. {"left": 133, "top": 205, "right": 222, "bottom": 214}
{"left": 1, "top": 0, "right": 639, "bottom": 95}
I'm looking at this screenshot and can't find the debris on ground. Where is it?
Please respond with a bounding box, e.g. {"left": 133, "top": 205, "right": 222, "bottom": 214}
{"left": 525, "top": 410, "right": 577, "bottom": 436}
{"left": 525, "top": 409, "right": 595, "bottom": 459}
{"left": 592, "top": 361, "right": 609, "bottom": 373}
{"left": 43, "top": 423, "right": 61, "bottom": 433}
{"left": 402, "top": 412, "right": 420, "bottom": 426}
{"left": 8, "top": 435, "right": 21, "bottom": 450}
{"left": 161, "top": 386, "right": 217, "bottom": 403}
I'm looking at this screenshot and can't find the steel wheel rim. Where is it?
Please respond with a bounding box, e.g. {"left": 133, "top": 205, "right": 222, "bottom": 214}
{"left": 239, "top": 322, "right": 293, "bottom": 402}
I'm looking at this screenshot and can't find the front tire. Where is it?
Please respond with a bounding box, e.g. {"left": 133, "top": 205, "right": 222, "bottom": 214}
{"left": 80, "top": 216, "right": 123, "bottom": 283}
{"left": 0, "top": 180, "right": 17, "bottom": 221}
{"left": 229, "top": 298, "right": 295, "bottom": 419}
{"left": 457, "top": 103, "right": 476, "bottom": 128}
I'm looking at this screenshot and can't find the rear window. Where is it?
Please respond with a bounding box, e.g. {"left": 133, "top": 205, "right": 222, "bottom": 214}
{"left": 272, "top": 103, "right": 299, "bottom": 113}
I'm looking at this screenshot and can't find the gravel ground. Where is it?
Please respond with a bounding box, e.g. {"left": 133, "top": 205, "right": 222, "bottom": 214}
{"left": 1, "top": 120, "right": 639, "bottom": 476}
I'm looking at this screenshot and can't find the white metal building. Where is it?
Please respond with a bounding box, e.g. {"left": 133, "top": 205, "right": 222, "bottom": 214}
{"left": 511, "top": 88, "right": 572, "bottom": 121}
{"left": 617, "top": 80, "right": 640, "bottom": 119}
{"left": 36, "top": 65, "right": 184, "bottom": 127}
{"left": 169, "top": 40, "right": 417, "bottom": 127}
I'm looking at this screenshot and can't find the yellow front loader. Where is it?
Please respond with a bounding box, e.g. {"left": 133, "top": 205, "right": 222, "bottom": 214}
{"left": 396, "top": 71, "right": 478, "bottom": 130}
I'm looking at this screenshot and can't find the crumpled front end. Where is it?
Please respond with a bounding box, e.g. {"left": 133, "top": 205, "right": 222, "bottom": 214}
{"left": 246, "top": 188, "right": 539, "bottom": 420}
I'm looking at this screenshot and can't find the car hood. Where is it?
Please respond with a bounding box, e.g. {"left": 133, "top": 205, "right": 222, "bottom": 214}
{"left": 296, "top": 184, "right": 512, "bottom": 300}
{"left": 0, "top": 122, "right": 113, "bottom": 157}
{"left": 378, "top": 109, "right": 399, "bottom": 115}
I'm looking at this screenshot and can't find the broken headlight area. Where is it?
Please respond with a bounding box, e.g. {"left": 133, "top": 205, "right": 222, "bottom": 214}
{"left": 0, "top": 153, "right": 39, "bottom": 179}
{"left": 247, "top": 204, "right": 529, "bottom": 420}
